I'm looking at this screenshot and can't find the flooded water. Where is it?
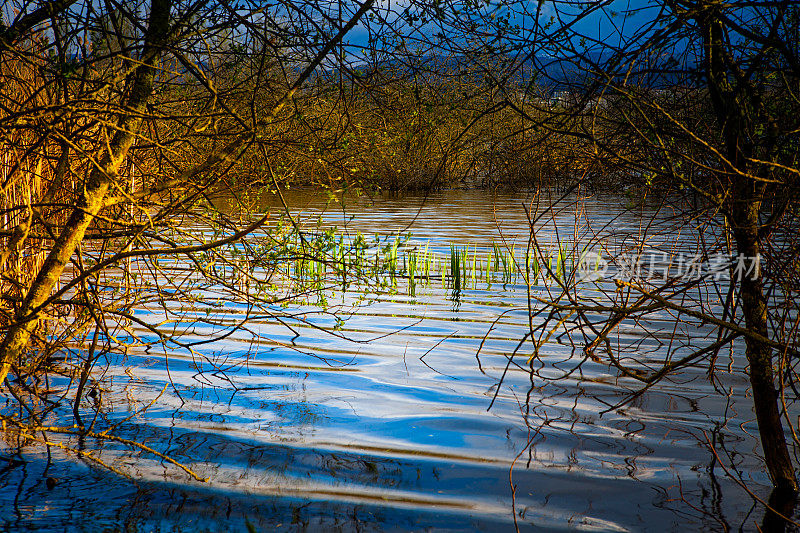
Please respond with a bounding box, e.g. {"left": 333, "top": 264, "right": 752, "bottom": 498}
{"left": 0, "top": 189, "right": 790, "bottom": 531}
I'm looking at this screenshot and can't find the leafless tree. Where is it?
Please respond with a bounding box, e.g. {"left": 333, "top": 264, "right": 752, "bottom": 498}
{"left": 455, "top": 0, "right": 800, "bottom": 512}
{"left": 0, "top": 0, "right": 375, "bottom": 447}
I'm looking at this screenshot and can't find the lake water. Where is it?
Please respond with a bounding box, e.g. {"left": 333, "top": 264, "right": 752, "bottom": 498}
{"left": 0, "top": 188, "right": 789, "bottom": 531}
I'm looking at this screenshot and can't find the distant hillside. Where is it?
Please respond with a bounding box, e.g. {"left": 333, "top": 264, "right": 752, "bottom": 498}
{"left": 332, "top": 50, "right": 695, "bottom": 94}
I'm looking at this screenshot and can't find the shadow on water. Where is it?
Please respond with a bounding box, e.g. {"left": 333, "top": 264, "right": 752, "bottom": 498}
{"left": 761, "top": 489, "right": 799, "bottom": 533}
{"left": 1, "top": 414, "right": 792, "bottom": 532}
{"left": 0, "top": 429, "right": 535, "bottom": 532}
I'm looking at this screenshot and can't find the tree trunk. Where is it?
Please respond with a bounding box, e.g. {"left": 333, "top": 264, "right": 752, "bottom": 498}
{"left": 761, "top": 484, "right": 797, "bottom": 533}
{"left": 733, "top": 200, "right": 798, "bottom": 492}
{"left": 699, "top": 2, "right": 797, "bottom": 493}
{"left": 0, "top": 0, "right": 172, "bottom": 385}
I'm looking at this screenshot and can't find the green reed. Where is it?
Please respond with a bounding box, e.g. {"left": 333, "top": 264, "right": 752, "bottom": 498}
{"left": 251, "top": 220, "right": 577, "bottom": 304}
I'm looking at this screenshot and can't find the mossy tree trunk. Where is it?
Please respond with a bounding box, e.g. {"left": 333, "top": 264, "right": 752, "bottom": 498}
{"left": 0, "top": 0, "right": 173, "bottom": 385}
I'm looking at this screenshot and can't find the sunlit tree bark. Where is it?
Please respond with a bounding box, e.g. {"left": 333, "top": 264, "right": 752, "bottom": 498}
{"left": 0, "top": 0, "right": 375, "bottom": 406}
{"left": 0, "top": 0, "right": 172, "bottom": 384}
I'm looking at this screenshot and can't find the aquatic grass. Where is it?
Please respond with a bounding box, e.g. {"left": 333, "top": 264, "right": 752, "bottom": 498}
{"left": 493, "top": 244, "right": 513, "bottom": 285}
{"left": 257, "top": 222, "right": 580, "bottom": 304}
{"left": 471, "top": 247, "right": 478, "bottom": 289}
{"left": 461, "top": 246, "right": 469, "bottom": 288}
{"left": 528, "top": 249, "right": 540, "bottom": 281}
{"left": 552, "top": 244, "right": 569, "bottom": 283}
{"left": 408, "top": 250, "right": 417, "bottom": 296}
{"left": 509, "top": 244, "right": 517, "bottom": 284}
{"left": 450, "top": 244, "right": 461, "bottom": 297}
{"left": 387, "top": 237, "right": 399, "bottom": 282}
{"left": 423, "top": 243, "right": 432, "bottom": 282}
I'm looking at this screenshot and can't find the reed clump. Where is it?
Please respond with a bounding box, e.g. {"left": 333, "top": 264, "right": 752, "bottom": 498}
{"left": 246, "top": 221, "right": 590, "bottom": 304}
{"left": 0, "top": 35, "right": 84, "bottom": 370}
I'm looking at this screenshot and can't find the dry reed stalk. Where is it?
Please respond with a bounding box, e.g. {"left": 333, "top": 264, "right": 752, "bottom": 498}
{"left": 0, "top": 33, "right": 75, "bottom": 352}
